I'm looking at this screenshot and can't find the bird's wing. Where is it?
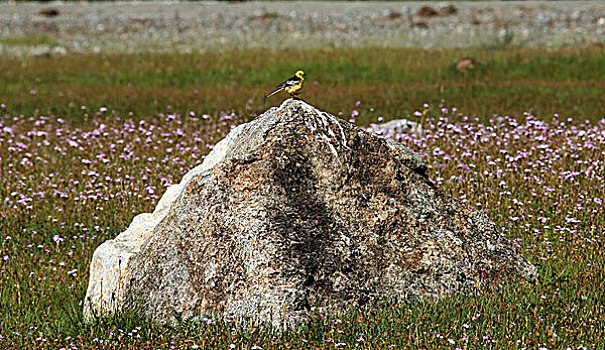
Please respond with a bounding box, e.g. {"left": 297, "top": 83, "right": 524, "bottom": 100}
{"left": 266, "top": 75, "right": 303, "bottom": 99}
{"left": 276, "top": 75, "right": 301, "bottom": 88}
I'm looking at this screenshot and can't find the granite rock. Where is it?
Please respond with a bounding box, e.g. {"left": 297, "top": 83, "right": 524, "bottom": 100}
{"left": 84, "top": 98, "right": 537, "bottom": 327}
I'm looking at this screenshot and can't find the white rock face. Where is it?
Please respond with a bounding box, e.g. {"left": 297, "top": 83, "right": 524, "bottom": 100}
{"left": 82, "top": 105, "right": 277, "bottom": 320}
{"left": 370, "top": 118, "right": 421, "bottom": 135}
{"left": 83, "top": 186, "right": 179, "bottom": 319}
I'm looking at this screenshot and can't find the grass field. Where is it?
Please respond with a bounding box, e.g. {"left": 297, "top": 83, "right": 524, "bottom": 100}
{"left": 2, "top": 47, "right": 604, "bottom": 122}
{"left": 1, "top": 47, "right": 604, "bottom": 349}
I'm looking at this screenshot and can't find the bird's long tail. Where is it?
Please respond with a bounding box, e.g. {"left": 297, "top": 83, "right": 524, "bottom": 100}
{"left": 264, "top": 88, "right": 283, "bottom": 101}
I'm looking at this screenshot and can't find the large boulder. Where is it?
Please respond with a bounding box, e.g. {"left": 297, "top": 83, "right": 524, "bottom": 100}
{"left": 84, "top": 99, "right": 537, "bottom": 326}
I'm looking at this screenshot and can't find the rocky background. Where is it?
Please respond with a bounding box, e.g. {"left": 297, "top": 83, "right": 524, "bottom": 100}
{"left": 1, "top": 1, "right": 604, "bottom": 57}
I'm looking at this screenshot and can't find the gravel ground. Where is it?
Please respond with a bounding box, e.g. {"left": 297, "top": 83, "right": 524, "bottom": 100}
{"left": 1, "top": 1, "right": 604, "bottom": 57}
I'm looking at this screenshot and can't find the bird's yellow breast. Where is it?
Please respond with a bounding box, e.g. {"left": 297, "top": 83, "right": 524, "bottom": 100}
{"left": 284, "top": 83, "right": 302, "bottom": 94}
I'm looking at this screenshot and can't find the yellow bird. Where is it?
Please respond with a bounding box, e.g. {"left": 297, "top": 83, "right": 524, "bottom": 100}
{"left": 265, "top": 70, "right": 306, "bottom": 100}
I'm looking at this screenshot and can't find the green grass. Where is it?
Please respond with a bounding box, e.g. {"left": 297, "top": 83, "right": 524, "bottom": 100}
{"left": 1, "top": 47, "right": 603, "bottom": 123}
{"left": 0, "top": 35, "right": 59, "bottom": 47}
{"left": 1, "top": 46, "right": 604, "bottom": 348}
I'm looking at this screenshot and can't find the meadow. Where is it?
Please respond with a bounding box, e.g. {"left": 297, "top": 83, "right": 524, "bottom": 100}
{"left": 1, "top": 46, "right": 604, "bottom": 349}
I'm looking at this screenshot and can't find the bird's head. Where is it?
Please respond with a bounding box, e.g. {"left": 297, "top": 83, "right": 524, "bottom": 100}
{"left": 295, "top": 70, "right": 306, "bottom": 79}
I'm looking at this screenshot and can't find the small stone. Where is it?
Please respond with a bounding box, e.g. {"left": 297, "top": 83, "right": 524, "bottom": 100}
{"left": 30, "top": 45, "right": 51, "bottom": 57}
{"left": 50, "top": 46, "right": 67, "bottom": 56}
{"left": 417, "top": 6, "right": 438, "bottom": 17}
{"left": 439, "top": 4, "right": 458, "bottom": 16}
{"left": 456, "top": 57, "right": 475, "bottom": 72}
{"left": 38, "top": 8, "right": 60, "bottom": 17}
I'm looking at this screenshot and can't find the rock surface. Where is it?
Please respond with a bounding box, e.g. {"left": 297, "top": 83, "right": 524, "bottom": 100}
{"left": 84, "top": 99, "right": 537, "bottom": 326}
